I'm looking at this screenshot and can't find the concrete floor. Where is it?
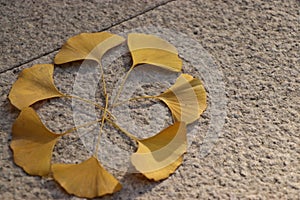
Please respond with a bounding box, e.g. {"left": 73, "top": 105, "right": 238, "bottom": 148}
{"left": 1, "top": 0, "right": 299, "bottom": 199}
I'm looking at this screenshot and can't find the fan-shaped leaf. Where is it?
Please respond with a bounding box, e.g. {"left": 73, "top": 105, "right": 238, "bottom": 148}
{"left": 131, "top": 122, "right": 186, "bottom": 181}
{"left": 158, "top": 74, "right": 207, "bottom": 124}
{"left": 52, "top": 156, "right": 122, "bottom": 198}
{"left": 10, "top": 107, "right": 61, "bottom": 176}
{"left": 7, "top": 31, "right": 206, "bottom": 198}
{"left": 128, "top": 33, "right": 182, "bottom": 72}
{"left": 54, "top": 32, "right": 125, "bottom": 64}
{"left": 8, "top": 64, "right": 64, "bottom": 110}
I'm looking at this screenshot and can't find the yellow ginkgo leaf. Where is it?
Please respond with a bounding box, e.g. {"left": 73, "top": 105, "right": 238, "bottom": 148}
{"left": 128, "top": 33, "right": 182, "bottom": 72}
{"left": 54, "top": 32, "right": 125, "bottom": 64}
{"left": 8, "top": 64, "right": 64, "bottom": 110}
{"left": 52, "top": 156, "right": 122, "bottom": 198}
{"left": 10, "top": 107, "right": 61, "bottom": 176}
{"left": 157, "top": 74, "right": 207, "bottom": 124}
{"left": 131, "top": 122, "right": 187, "bottom": 181}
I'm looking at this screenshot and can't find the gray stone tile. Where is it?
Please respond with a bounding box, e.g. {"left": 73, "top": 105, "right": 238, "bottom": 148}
{"left": 108, "top": 0, "right": 300, "bottom": 198}
{"left": 0, "top": 0, "right": 170, "bottom": 72}
{"left": 1, "top": 0, "right": 299, "bottom": 199}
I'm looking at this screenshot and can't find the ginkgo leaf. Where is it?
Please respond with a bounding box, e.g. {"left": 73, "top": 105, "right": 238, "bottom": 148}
{"left": 128, "top": 33, "right": 182, "bottom": 72}
{"left": 7, "top": 31, "right": 206, "bottom": 198}
{"left": 54, "top": 32, "right": 125, "bottom": 64}
{"left": 10, "top": 107, "right": 61, "bottom": 176}
{"left": 8, "top": 64, "right": 64, "bottom": 110}
{"left": 131, "top": 122, "right": 187, "bottom": 181}
{"left": 52, "top": 156, "right": 122, "bottom": 198}
{"left": 157, "top": 74, "right": 207, "bottom": 124}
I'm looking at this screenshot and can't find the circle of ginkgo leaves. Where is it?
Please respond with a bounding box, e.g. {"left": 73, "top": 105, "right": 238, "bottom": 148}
{"left": 8, "top": 32, "right": 207, "bottom": 198}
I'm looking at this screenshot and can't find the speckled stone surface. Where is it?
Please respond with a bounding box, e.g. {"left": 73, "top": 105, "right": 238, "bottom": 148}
{"left": 0, "top": 0, "right": 299, "bottom": 199}
{"left": 0, "top": 0, "right": 170, "bottom": 72}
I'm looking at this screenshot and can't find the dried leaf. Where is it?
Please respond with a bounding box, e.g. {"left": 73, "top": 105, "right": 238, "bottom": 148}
{"left": 8, "top": 31, "right": 207, "bottom": 198}
{"left": 158, "top": 74, "right": 207, "bottom": 124}
{"left": 54, "top": 32, "right": 125, "bottom": 64}
{"left": 8, "top": 64, "right": 64, "bottom": 110}
{"left": 52, "top": 156, "right": 122, "bottom": 198}
{"left": 128, "top": 33, "right": 182, "bottom": 72}
{"left": 10, "top": 107, "right": 61, "bottom": 176}
{"left": 131, "top": 122, "right": 186, "bottom": 181}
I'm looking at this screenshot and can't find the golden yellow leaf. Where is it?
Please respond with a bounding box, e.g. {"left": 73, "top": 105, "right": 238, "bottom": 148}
{"left": 54, "top": 32, "right": 125, "bottom": 64}
{"left": 8, "top": 64, "right": 64, "bottom": 110}
{"left": 10, "top": 107, "right": 61, "bottom": 176}
{"left": 131, "top": 122, "right": 186, "bottom": 181}
{"left": 128, "top": 33, "right": 182, "bottom": 72}
{"left": 158, "top": 74, "right": 207, "bottom": 124}
{"left": 7, "top": 31, "right": 206, "bottom": 197}
{"left": 140, "top": 157, "right": 183, "bottom": 181}
{"left": 52, "top": 156, "right": 122, "bottom": 198}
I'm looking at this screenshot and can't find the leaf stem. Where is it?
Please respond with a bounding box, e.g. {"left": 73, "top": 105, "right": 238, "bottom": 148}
{"left": 62, "top": 118, "right": 102, "bottom": 135}
{"left": 94, "top": 62, "right": 109, "bottom": 158}
{"left": 112, "top": 64, "right": 135, "bottom": 105}
{"left": 106, "top": 118, "right": 138, "bottom": 141}
{"left": 112, "top": 95, "right": 159, "bottom": 108}
{"left": 64, "top": 94, "right": 115, "bottom": 120}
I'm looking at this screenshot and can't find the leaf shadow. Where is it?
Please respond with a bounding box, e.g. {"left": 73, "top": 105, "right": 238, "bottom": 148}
{"left": 100, "top": 171, "right": 161, "bottom": 200}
